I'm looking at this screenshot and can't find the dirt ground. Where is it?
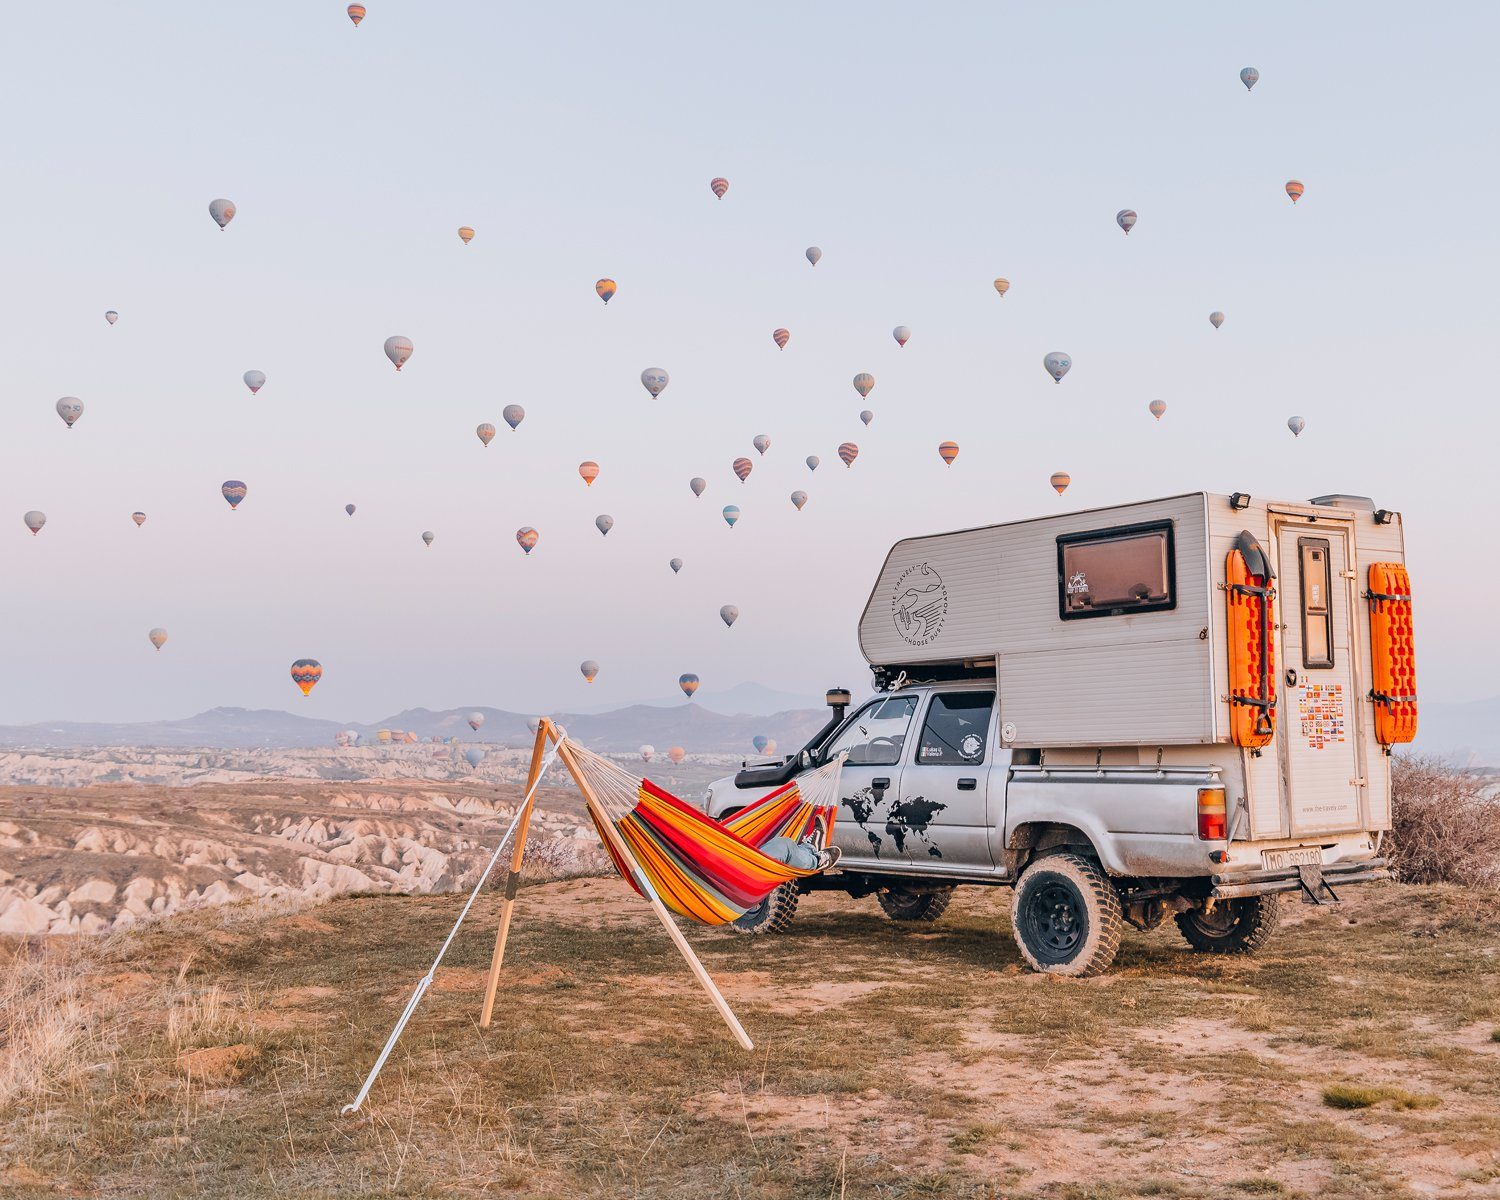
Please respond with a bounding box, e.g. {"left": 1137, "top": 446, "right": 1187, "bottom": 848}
{"left": 1, "top": 878, "right": 1497, "bottom": 1198}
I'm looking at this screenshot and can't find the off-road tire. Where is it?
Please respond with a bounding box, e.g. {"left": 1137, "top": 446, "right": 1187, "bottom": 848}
{"left": 876, "top": 887, "right": 954, "bottom": 923}
{"left": 1009, "top": 852, "right": 1124, "bottom": 978}
{"left": 1174, "top": 895, "right": 1280, "bottom": 955}
{"left": 731, "top": 882, "right": 799, "bottom": 935}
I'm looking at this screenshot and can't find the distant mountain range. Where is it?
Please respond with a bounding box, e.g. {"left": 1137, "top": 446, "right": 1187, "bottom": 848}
{"left": 1413, "top": 697, "right": 1500, "bottom": 767}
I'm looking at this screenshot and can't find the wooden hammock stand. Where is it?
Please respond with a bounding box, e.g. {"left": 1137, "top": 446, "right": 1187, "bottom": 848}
{"left": 478, "top": 718, "right": 754, "bottom": 1050}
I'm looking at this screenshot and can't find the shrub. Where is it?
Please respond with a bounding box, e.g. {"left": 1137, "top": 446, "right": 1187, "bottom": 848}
{"left": 1387, "top": 755, "right": 1500, "bottom": 889}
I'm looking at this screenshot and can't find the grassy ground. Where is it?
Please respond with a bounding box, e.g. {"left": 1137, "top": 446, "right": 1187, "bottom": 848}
{"left": 2, "top": 879, "right": 1497, "bottom": 1199}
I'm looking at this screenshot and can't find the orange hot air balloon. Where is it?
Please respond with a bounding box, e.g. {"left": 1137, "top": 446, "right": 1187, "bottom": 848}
{"left": 595, "top": 278, "right": 616, "bottom": 304}
{"left": 1049, "top": 471, "right": 1071, "bottom": 496}
{"left": 291, "top": 659, "right": 323, "bottom": 696}
{"left": 710, "top": 177, "right": 729, "bottom": 199}
{"left": 839, "top": 442, "right": 859, "bottom": 467}
{"left": 457, "top": 226, "right": 475, "bottom": 245}
{"left": 516, "top": 527, "right": 539, "bottom": 554}
{"left": 678, "top": 673, "right": 700, "bottom": 698}
{"left": 579, "top": 461, "right": 600, "bottom": 486}
{"left": 1285, "top": 179, "right": 1305, "bottom": 203}
{"left": 347, "top": 4, "right": 365, "bottom": 26}
{"left": 733, "top": 456, "right": 753, "bottom": 482}
{"left": 668, "top": 746, "right": 686, "bottom": 765}
{"left": 993, "top": 277, "right": 1010, "bottom": 298}
{"left": 772, "top": 328, "right": 789, "bottom": 349}
{"left": 938, "top": 441, "right": 960, "bottom": 466}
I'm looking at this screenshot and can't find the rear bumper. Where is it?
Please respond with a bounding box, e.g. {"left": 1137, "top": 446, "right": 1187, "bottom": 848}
{"left": 1210, "top": 857, "right": 1390, "bottom": 900}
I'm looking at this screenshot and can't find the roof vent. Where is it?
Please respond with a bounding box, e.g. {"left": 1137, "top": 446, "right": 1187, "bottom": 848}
{"left": 1309, "top": 494, "right": 1375, "bottom": 511}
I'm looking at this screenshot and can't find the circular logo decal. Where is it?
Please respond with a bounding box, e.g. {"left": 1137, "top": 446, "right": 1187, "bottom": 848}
{"left": 891, "top": 563, "right": 948, "bottom": 647}
{"left": 960, "top": 733, "right": 984, "bottom": 760}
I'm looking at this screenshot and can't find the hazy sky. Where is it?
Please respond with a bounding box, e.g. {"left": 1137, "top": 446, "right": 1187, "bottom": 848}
{"left": 2, "top": 2, "right": 1495, "bottom": 724}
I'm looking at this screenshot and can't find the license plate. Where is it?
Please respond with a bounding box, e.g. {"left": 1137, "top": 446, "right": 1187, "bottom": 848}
{"left": 1263, "top": 846, "right": 1323, "bottom": 871}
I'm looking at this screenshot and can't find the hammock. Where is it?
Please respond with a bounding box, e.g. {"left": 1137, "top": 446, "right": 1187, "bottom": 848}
{"left": 564, "top": 743, "right": 845, "bottom": 926}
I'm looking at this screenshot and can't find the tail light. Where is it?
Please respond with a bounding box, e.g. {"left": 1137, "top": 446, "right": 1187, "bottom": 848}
{"left": 1197, "top": 788, "right": 1227, "bottom": 840}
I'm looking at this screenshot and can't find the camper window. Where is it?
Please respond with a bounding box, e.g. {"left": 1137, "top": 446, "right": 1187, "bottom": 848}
{"left": 1298, "top": 537, "right": 1335, "bottom": 669}
{"left": 1057, "top": 521, "right": 1176, "bottom": 620}
{"left": 916, "top": 692, "right": 995, "bottom": 765}
{"left": 825, "top": 695, "right": 919, "bottom": 766}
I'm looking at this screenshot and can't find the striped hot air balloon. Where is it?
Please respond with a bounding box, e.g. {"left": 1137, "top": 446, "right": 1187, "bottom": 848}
{"left": 722, "top": 505, "right": 740, "bottom": 527}
{"left": 1210, "top": 311, "right": 1225, "bottom": 329}
{"left": 579, "top": 461, "right": 600, "bottom": 486}
{"left": 733, "top": 457, "right": 753, "bottom": 482}
{"left": 838, "top": 442, "right": 859, "bottom": 467}
{"left": 347, "top": 4, "right": 366, "bottom": 25}
{"left": 938, "top": 441, "right": 960, "bottom": 466}
{"left": 131, "top": 511, "right": 147, "bottom": 526}
{"left": 221, "top": 480, "right": 247, "bottom": 510}
{"left": 516, "top": 527, "right": 539, "bottom": 554}
{"left": 595, "top": 278, "right": 616, "bottom": 304}
{"left": 457, "top": 226, "right": 475, "bottom": 244}
{"left": 1049, "top": 471, "right": 1071, "bottom": 495}
{"left": 853, "top": 373, "right": 875, "bottom": 399}
{"left": 1116, "top": 209, "right": 1137, "bottom": 235}
{"left": 1286, "top": 180, "right": 1305, "bottom": 203}
{"left": 710, "top": 177, "right": 729, "bottom": 198}
{"left": 772, "top": 328, "right": 789, "bottom": 349}
{"left": 1149, "top": 400, "right": 1167, "bottom": 421}
{"left": 678, "top": 673, "right": 700, "bottom": 698}
{"left": 291, "top": 659, "right": 323, "bottom": 696}
{"left": 993, "top": 277, "right": 1010, "bottom": 297}
{"left": 476, "top": 423, "right": 496, "bottom": 447}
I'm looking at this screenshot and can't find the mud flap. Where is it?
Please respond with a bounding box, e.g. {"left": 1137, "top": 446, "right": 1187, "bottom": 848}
{"left": 1296, "top": 862, "right": 1339, "bottom": 904}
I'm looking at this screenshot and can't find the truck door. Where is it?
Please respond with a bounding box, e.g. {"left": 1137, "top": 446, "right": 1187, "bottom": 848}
{"left": 1275, "top": 524, "right": 1364, "bottom": 835}
{"left": 899, "top": 691, "right": 999, "bottom": 868}
{"left": 822, "top": 693, "right": 920, "bottom": 865}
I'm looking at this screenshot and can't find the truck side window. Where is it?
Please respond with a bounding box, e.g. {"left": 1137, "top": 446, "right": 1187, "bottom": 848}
{"left": 1057, "top": 520, "right": 1176, "bottom": 620}
{"left": 916, "top": 692, "right": 995, "bottom": 765}
{"left": 825, "top": 695, "right": 918, "bottom": 766}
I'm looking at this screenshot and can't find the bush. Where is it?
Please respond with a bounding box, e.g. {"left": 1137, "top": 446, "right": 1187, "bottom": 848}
{"left": 1388, "top": 755, "right": 1500, "bottom": 888}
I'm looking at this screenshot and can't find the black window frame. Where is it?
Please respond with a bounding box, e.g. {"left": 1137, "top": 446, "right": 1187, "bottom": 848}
{"left": 1056, "top": 519, "right": 1178, "bottom": 621}
{"left": 1297, "top": 536, "right": 1335, "bottom": 670}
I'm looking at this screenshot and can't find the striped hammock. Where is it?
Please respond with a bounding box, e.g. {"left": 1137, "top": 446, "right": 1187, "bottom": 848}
{"left": 564, "top": 745, "right": 844, "bottom": 926}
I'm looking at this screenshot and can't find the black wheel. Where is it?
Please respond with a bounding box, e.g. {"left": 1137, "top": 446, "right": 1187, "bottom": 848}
{"left": 876, "top": 887, "right": 954, "bottom": 923}
{"left": 1175, "top": 895, "right": 1279, "bottom": 955}
{"left": 1009, "top": 853, "right": 1124, "bottom": 978}
{"left": 731, "top": 882, "right": 799, "bottom": 935}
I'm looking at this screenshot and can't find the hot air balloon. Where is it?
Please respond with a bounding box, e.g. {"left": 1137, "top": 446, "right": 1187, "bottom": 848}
{"left": 345, "top": 503, "right": 356, "bottom": 516}
{"left": 853, "top": 373, "right": 875, "bottom": 399}
{"left": 1240, "top": 66, "right": 1259, "bottom": 91}
{"left": 468, "top": 711, "right": 485, "bottom": 731}
{"left": 104, "top": 310, "right": 118, "bottom": 325}
{"left": 790, "top": 490, "right": 807, "bottom": 511}
{"left": 595, "top": 278, "right": 616, "bottom": 304}
{"left": 805, "top": 246, "right": 822, "bottom": 266}
{"left": 668, "top": 746, "right": 686, "bottom": 765}
{"left": 719, "top": 605, "right": 739, "bottom": 628}
{"left": 838, "top": 442, "right": 859, "bottom": 467}
{"left": 1210, "top": 311, "right": 1225, "bottom": 329}
{"left": 421, "top": 530, "right": 435, "bottom": 547}
{"left": 1049, "top": 471, "right": 1071, "bottom": 496}
{"left": 376, "top": 730, "right": 392, "bottom": 744}
{"left": 752, "top": 735, "right": 770, "bottom": 755}
{"left": 243, "top": 370, "right": 265, "bottom": 394}
{"left": 209, "top": 198, "right": 236, "bottom": 230}
{"left": 710, "top": 177, "right": 729, "bottom": 199}
{"left": 516, "top": 527, "right": 538, "bottom": 554}
{"left": 752, "top": 434, "right": 770, "bottom": 456}
{"left": 893, "top": 325, "right": 911, "bottom": 347}
{"left": 1116, "top": 209, "right": 1138, "bottom": 235}
{"left": 859, "top": 410, "right": 874, "bottom": 427}
{"left": 384, "top": 335, "right": 413, "bottom": 371}
{"left": 579, "top": 461, "right": 600, "bottom": 486}
{"left": 690, "top": 476, "right": 707, "bottom": 497}
{"left": 149, "top": 628, "right": 168, "bottom": 651}
{"left": 733, "top": 457, "right": 753, "bottom": 482}
{"left": 641, "top": 368, "right": 670, "bottom": 398}
{"left": 221, "top": 481, "right": 247, "bottom": 510}
{"left": 722, "top": 505, "right": 740, "bottom": 527}
{"left": 503, "top": 404, "right": 525, "bottom": 430}
{"left": 806, "top": 455, "right": 820, "bottom": 471}
{"left": 457, "top": 226, "right": 475, "bottom": 245}
{"left": 347, "top": 4, "right": 366, "bottom": 26}
{"left": 772, "top": 328, "right": 789, "bottom": 350}
{"left": 23, "top": 511, "right": 45, "bottom": 535}
{"left": 1044, "top": 352, "right": 1072, "bottom": 383}
{"left": 580, "top": 660, "right": 600, "bottom": 682}
{"left": 938, "top": 441, "right": 960, "bottom": 466}
{"left": 291, "top": 659, "right": 323, "bottom": 696}
{"left": 56, "top": 398, "right": 83, "bottom": 428}
{"left": 594, "top": 514, "right": 613, "bottom": 536}
{"left": 678, "top": 673, "right": 700, "bottom": 698}
{"left": 1286, "top": 180, "right": 1305, "bottom": 204}
{"left": 464, "top": 747, "right": 486, "bottom": 768}
{"left": 132, "top": 511, "right": 147, "bottom": 526}
{"left": 476, "top": 422, "right": 496, "bottom": 447}
{"left": 1149, "top": 400, "right": 1167, "bottom": 421}
{"left": 993, "top": 278, "right": 1010, "bottom": 298}
{"left": 669, "top": 557, "right": 683, "bottom": 574}
{"left": 640, "top": 745, "right": 655, "bottom": 763}
{"left": 525, "top": 717, "right": 541, "bottom": 735}
{"left": 1288, "top": 416, "right": 1306, "bottom": 438}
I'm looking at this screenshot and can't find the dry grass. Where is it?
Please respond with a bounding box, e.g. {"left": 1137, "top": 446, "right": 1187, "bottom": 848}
{"left": 1321, "top": 1083, "right": 1440, "bottom": 1111}
{"left": 1, "top": 879, "right": 1497, "bottom": 1198}
{"left": 1389, "top": 754, "right": 1500, "bottom": 888}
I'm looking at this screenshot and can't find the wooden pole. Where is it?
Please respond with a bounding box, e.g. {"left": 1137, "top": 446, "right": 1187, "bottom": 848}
{"left": 552, "top": 735, "right": 754, "bottom": 1051}
{"left": 478, "top": 720, "right": 552, "bottom": 1028}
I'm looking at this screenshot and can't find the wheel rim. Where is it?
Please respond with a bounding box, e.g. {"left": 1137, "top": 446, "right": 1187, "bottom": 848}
{"left": 1190, "top": 905, "right": 1241, "bottom": 937}
{"left": 1022, "top": 877, "right": 1087, "bottom": 963}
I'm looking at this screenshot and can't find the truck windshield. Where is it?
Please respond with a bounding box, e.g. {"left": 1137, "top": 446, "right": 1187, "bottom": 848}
{"left": 826, "top": 695, "right": 918, "bottom": 766}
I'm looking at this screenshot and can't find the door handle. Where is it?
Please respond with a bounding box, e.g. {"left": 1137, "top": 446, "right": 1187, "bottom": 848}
{"left": 871, "top": 777, "right": 891, "bottom": 791}
{"left": 957, "top": 778, "right": 977, "bottom": 791}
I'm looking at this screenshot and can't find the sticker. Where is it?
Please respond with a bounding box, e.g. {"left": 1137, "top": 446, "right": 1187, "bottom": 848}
{"left": 960, "top": 734, "right": 984, "bottom": 760}
{"left": 1297, "top": 682, "right": 1347, "bottom": 750}
{"left": 891, "top": 563, "right": 948, "bottom": 647}
{"left": 1065, "top": 570, "right": 1089, "bottom": 596}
